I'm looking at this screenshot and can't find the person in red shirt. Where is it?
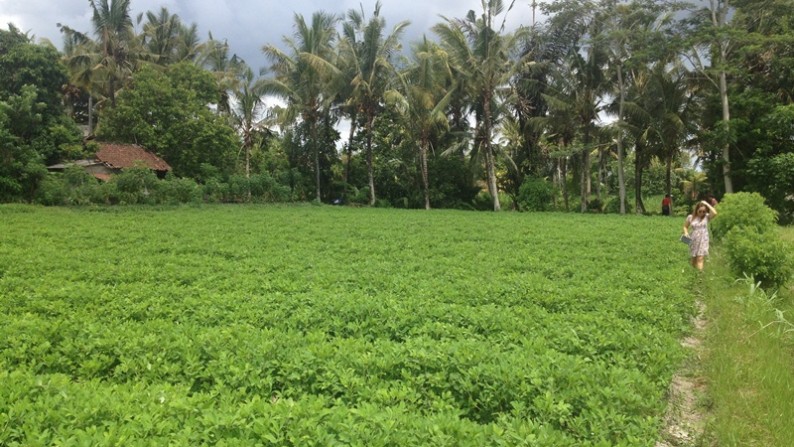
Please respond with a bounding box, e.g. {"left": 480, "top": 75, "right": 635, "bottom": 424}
{"left": 661, "top": 194, "right": 672, "bottom": 216}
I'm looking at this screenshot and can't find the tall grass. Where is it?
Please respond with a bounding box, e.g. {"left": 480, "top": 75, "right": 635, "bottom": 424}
{"left": 701, "top": 229, "right": 794, "bottom": 446}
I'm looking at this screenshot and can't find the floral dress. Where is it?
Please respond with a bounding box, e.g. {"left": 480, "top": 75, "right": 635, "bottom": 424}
{"left": 686, "top": 214, "right": 710, "bottom": 257}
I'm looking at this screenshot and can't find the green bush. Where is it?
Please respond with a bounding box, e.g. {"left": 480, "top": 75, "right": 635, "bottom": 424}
{"left": 724, "top": 227, "right": 793, "bottom": 289}
{"left": 603, "top": 197, "right": 633, "bottom": 214}
{"left": 517, "top": 177, "right": 555, "bottom": 212}
{"left": 710, "top": 192, "right": 778, "bottom": 241}
{"left": 157, "top": 175, "right": 201, "bottom": 204}
{"left": 34, "top": 174, "right": 68, "bottom": 206}
{"left": 112, "top": 167, "right": 160, "bottom": 204}
{"left": 471, "top": 191, "right": 495, "bottom": 211}
{"left": 226, "top": 174, "right": 292, "bottom": 203}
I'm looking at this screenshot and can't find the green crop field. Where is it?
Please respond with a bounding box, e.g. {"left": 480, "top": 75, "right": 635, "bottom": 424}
{"left": 0, "top": 205, "right": 694, "bottom": 446}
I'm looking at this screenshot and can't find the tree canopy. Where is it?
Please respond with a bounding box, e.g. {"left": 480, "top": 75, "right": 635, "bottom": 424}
{"left": 0, "top": 0, "right": 792, "bottom": 220}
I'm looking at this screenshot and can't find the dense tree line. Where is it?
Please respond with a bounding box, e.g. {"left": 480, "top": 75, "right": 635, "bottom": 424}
{"left": 1, "top": 0, "right": 793, "bottom": 220}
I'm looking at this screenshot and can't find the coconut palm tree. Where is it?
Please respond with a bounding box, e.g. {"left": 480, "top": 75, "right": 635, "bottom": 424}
{"left": 262, "top": 11, "right": 340, "bottom": 202}
{"left": 174, "top": 23, "right": 202, "bottom": 63}
{"left": 600, "top": 0, "right": 672, "bottom": 214}
{"left": 200, "top": 33, "right": 246, "bottom": 115}
{"left": 58, "top": 25, "right": 102, "bottom": 134}
{"left": 230, "top": 65, "right": 270, "bottom": 180}
{"left": 138, "top": 7, "right": 201, "bottom": 65}
{"left": 387, "top": 37, "right": 456, "bottom": 209}
{"left": 648, "top": 61, "right": 699, "bottom": 199}
{"left": 87, "top": 0, "right": 139, "bottom": 107}
{"left": 433, "top": 0, "right": 528, "bottom": 211}
{"left": 533, "top": 66, "right": 578, "bottom": 211}
{"left": 338, "top": 1, "right": 409, "bottom": 206}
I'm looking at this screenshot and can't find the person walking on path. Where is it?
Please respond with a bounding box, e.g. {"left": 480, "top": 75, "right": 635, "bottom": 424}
{"left": 683, "top": 200, "right": 718, "bottom": 271}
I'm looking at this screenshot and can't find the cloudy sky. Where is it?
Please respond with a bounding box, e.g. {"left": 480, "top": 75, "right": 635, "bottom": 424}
{"left": 1, "top": 0, "right": 540, "bottom": 70}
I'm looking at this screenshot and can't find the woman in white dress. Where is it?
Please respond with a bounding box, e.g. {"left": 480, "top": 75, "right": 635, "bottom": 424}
{"left": 683, "top": 200, "right": 718, "bottom": 271}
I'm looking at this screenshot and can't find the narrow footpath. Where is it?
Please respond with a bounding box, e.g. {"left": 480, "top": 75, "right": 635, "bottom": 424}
{"left": 656, "top": 299, "right": 707, "bottom": 447}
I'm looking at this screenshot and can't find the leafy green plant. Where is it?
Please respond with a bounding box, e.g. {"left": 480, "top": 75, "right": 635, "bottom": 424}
{"left": 724, "top": 227, "right": 793, "bottom": 289}
{"left": 0, "top": 205, "right": 693, "bottom": 445}
{"left": 517, "top": 177, "right": 555, "bottom": 212}
{"left": 710, "top": 192, "right": 778, "bottom": 241}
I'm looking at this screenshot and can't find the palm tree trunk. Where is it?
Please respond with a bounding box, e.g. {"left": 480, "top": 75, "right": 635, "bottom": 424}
{"left": 635, "top": 142, "right": 646, "bottom": 214}
{"left": 366, "top": 116, "right": 376, "bottom": 206}
{"left": 483, "top": 96, "right": 500, "bottom": 212}
{"left": 561, "top": 156, "right": 569, "bottom": 211}
{"left": 344, "top": 112, "right": 358, "bottom": 187}
{"left": 665, "top": 152, "right": 672, "bottom": 197}
{"left": 719, "top": 69, "right": 733, "bottom": 194}
{"left": 580, "top": 129, "right": 591, "bottom": 213}
{"left": 245, "top": 139, "right": 251, "bottom": 202}
{"left": 109, "top": 77, "right": 117, "bottom": 108}
{"left": 88, "top": 96, "right": 94, "bottom": 135}
{"left": 597, "top": 148, "right": 606, "bottom": 203}
{"left": 420, "top": 141, "right": 430, "bottom": 210}
{"left": 310, "top": 121, "right": 321, "bottom": 202}
{"left": 616, "top": 67, "right": 627, "bottom": 215}
{"left": 487, "top": 149, "right": 499, "bottom": 211}
{"left": 580, "top": 152, "right": 588, "bottom": 212}
{"left": 712, "top": 0, "right": 733, "bottom": 194}
{"left": 315, "top": 147, "right": 321, "bottom": 202}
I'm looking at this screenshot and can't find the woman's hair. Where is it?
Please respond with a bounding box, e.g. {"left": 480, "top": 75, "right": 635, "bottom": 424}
{"left": 691, "top": 202, "right": 708, "bottom": 220}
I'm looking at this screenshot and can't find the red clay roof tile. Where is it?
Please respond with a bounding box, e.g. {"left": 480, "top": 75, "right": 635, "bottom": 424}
{"left": 95, "top": 143, "right": 172, "bottom": 171}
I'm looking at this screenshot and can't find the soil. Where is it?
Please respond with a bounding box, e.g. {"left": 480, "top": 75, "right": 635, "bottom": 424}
{"left": 656, "top": 300, "right": 707, "bottom": 447}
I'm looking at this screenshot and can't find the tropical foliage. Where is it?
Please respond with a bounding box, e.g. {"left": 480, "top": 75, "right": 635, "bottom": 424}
{"left": 0, "top": 0, "right": 792, "bottom": 216}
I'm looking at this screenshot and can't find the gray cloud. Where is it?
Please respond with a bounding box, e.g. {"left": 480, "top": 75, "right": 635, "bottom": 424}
{"left": 1, "top": 0, "right": 536, "bottom": 70}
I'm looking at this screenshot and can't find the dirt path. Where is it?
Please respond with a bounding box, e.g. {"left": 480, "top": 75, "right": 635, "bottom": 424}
{"left": 656, "top": 300, "right": 707, "bottom": 447}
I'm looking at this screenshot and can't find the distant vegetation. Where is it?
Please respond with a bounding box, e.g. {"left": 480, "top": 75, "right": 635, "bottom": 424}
{"left": 0, "top": 0, "right": 792, "bottom": 218}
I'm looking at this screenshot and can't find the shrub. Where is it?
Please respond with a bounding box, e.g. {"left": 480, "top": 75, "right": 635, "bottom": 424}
{"left": 710, "top": 192, "right": 778, "bottom": 241}
{"left": 112, "top": 167, "right": 160, "bottom": 204}
{"left": 724, "top": 226, "right": 793, "bottom": 289}
{"left": 34, "top": 174, "right": 68, "bottom": 206}
{"left": 158, "top": 175, "right": 201, "bottom": 204}
{"left": 587, "top": 197, "right": 603, "bottom": 213}
{"left": 471, "top": 191, "right": 495, "bottom": 211}
{"left": 517, "top": 177, "right": 555, "bottom": 212}
{"left": 603, "top": 197, "right": 633, "bottom": 214}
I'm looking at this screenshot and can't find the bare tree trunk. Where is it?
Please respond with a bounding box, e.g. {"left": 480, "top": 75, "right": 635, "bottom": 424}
{"left": 719, "top": 69, "right": 733, "bottom": 194}
{"left": 616, "top": 67, "right": 627, "bottom": 214}
{"left": 366, "top": 116, "right": 376, "bottom": 206}
{"left": 344, "top": 112, "right": 358, "bottom": 187}
{"left": 245, "top": 139, "right": 251, "bottom": 202}
{"left": 486, "top": 147, "right": 500, "bottom": 211}
{"left": 314, "top": 143, "right": 321, "bottom": 203}
{"left": 711, "top": 0, "right": 733, "bottom": 194}
{"left": 635, "top": 142, "right": 646, "bottom": 214}
{"left": 597, "top": 148, "right": 606, "bottom": 204}
{"left": 109, "top": 77, "right": 117, "bottom": 108}
{"left": 483, "top": 96, "right": 500, "bottom": 212}
{"left": 420, "top": 141, "right": 430, "bottom": 210}
{"left": 88, "top": 96, "right": 94, "bottom": 136}
{"left": 580, "top": 152, "right": 588, "bottom": 212}
{"left": 580, "top": 124, "right": 593, "bottom": 212}
{"left": 310, "top": 121, "right": 321, "bottom": 203}
{"left": 561, "top": 156, "right": 569, "bottom": 211}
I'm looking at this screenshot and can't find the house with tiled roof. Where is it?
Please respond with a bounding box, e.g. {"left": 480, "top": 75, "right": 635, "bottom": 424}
{"left": 48, "top": 143, "right": 172, "bottom": 181}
